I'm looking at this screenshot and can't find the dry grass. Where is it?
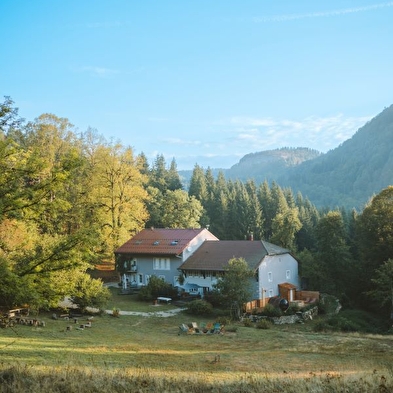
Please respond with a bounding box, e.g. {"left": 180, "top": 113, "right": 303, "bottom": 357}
{"left": 1, "top": 295, "right": 393, "bottom": 392}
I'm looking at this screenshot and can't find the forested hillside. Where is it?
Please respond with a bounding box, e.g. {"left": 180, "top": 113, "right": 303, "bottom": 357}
{"left": 279, "top": 105, "right": 393, "bottom": 209}
{"left": 180, "top": 105, "right": 393, "bottom": 210}
{"left": 226, "top": 147, "right": 321, "bottom": 183}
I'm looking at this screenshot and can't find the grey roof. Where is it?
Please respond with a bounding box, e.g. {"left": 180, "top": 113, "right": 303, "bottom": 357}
{"left": 179, "top": 240, "right": 290, "bottom": 272}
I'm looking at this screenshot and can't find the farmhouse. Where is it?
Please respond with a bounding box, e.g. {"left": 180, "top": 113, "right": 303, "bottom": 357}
{"left": 114, "top": 228, "right": 218, "bottom": 290}
{"left": 178, "top": 240, "right": 300, "bottom": 303}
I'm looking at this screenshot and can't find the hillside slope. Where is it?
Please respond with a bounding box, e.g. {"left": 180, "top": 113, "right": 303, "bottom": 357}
{"left": 279, "top": 104, "right": 393, "bottom": 209}
{"left": 226, "top": 147, "right": 321, "bottom": 183}
{"left": 179, "top": 104, "right": 393, "bottom": 210}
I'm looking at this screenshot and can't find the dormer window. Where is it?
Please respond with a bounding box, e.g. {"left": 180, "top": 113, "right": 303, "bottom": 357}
{"left": 153, "top": 241, "right": 160, "bottom": 245}
{"left": 170, "top": 240, "right": 179, "bottom": 245}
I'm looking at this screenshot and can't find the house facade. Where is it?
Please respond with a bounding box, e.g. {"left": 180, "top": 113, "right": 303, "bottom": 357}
{"left": 114, "top": 228, "right": 218, "bottom": 289}
{"left": 178, "top": 240, "right": 300, "bottom": 301}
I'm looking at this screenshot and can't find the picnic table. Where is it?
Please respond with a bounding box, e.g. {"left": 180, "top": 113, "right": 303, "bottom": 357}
{"left": 157, "top": 297, "right": 172, "bottom": 304}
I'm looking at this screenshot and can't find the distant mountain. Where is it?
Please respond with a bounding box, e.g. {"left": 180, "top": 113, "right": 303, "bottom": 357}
{"left": 278, "top": 105, "right": 393, "bottom": 209}
{"left": 179, "top": 104, "right": 393, "bottom": 210}
{"left": 226, "top": 147, "right": 321, "bottom": 183}
{"left": 178, "top": 148, "right": 319, "bottom": 189}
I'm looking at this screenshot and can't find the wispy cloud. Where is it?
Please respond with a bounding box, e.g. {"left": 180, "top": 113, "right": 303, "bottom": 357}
{"left": 161, "top": 137, "right": 204, "bottom": 147}
{"left": 74, "top": 66, "right": 119, "bottom": 78}
{"left": 228, "top": 114, "right": 371, "bottom": 152}
{"left": 146, "top": 113, "right": 373, "bottom": 170}
{"left": 253, "top": 2, "right": 393, "bottom": 23}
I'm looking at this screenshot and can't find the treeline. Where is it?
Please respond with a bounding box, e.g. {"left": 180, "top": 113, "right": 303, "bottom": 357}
{"left": 1, "top": 97, "right": 393, "bottom": 320}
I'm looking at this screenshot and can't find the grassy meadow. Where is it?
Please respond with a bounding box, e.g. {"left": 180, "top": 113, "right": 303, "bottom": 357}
{"left": 1, "top": 289, "right": 393, "bottom": 392}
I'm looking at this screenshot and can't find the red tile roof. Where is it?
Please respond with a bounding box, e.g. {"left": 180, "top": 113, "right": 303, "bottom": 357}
{"left": 115, "top": 228, "right": 215, "bottom": 256}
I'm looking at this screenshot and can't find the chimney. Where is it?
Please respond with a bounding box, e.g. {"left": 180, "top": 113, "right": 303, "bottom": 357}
{"left": 249, "top": 231, "right": 254, "bottom": 241}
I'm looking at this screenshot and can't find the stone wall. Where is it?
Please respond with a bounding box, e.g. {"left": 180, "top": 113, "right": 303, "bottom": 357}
{"left": 247, "top": 306, "right": 319, "bottom": 325}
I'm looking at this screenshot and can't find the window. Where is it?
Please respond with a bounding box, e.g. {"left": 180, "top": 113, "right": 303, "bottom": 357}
{"left": 268, "top": 272, "right": 273, "bottom": 282}
{"left": 138, "top": 274, "right": 143, "bottom": 284}
{"left": 153, "top": 258, "right": 170, "bottom": 270}
{"left": 268, "top": 289, "right": 273, "bottom": 297}
{"left": 286, "top": 270, "right": 291, "bottom": 280}
{"left": 158, "top": 275, "right": 165, "bottom": 280}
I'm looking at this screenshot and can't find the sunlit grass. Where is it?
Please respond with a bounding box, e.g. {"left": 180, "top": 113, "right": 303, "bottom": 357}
{"left": 1, "top": 296, "right": 393, "bottom": 391}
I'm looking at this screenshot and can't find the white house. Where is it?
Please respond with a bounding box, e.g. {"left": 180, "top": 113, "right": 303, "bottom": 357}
{"left": 178, "top": 240, "right": 300, "bottom": 302}
{"left": 114, "top": 228, "right": 218, "bottom": 289}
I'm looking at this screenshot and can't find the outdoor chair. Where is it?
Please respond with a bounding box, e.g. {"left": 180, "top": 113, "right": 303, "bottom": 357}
{"left": 178, "top": 323, "right": 193, "bottom": 335}
{"left": 191, "top": 322, "right": 202, "bottom": 334}
{"left": 213, "top": 322, "right": 222, "bottom": 334}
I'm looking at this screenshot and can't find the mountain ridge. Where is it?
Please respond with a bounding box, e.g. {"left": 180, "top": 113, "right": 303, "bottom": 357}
{"left": 180, "top": 104, "right": 393, "bottom": 210}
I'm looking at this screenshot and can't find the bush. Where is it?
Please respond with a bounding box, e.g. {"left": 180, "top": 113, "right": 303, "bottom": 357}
{"left": 203, "top": 290, "right": 223, "bottom": 308}
{"left": 286, "top": 304, "right": 300, "bottom": 315}
{"left": 327, "top": 315, "right": 360, "bottom": 332}
{"left": 256, "top": 319, "right": 272, "bottom": 329}
{"left": 261, "top": 303, "right": 282, "bottom": 317}
{"left": 69, "top": 273, "right": 111, "bottom": 311}
{"left": 137, "top": 276, "right": 178, "bottom": 302}
{"left": 318, "top": 294, "right": 340, "bottom": 315}
{"left": 313, "top": 314, "right": 360, "bottom": 333}
{"left": 185, "top": 299, "right": 213, "bottom": 316}
{"left": 313, "top": 320, "right": 328, "bottom": 332}
{"left": 217, "top": 316, "right": 231, "bottom": 326}
{"left": 243, "top": 318, "right": 253, "bottom": 327}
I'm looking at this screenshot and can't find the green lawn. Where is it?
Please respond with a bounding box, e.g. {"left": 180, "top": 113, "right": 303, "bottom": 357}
{"left": 1, "top": 294, "right": 393, "bottom": 392}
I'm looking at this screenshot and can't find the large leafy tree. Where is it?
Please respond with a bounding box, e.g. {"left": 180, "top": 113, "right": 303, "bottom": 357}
{"left": 160, "top": 189, "right": 203, "bottom": 228}
{"left": 85, "top": 141, "right": 148, "bottom": 259}
{"left": 21, "top": 114, "right": 86, "bottom": 235}
{"left": 0, "top": 101, "right": 100, "bottom": 309}
{"left": 212, "top": 257, "right": 254, "bottom": 319}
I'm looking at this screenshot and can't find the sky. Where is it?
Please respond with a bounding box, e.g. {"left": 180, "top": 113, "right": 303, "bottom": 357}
{"left": 1, "top": 1, "right": 393, "bottom": 170}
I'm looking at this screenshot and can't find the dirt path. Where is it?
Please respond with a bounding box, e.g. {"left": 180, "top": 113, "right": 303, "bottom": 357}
{"left": 106, "top": 308, "right": 185, "bottom": 317}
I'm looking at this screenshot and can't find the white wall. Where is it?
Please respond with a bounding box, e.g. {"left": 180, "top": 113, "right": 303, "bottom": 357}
{"left": 258, "top": 254, "right": 299, "bottom": 298}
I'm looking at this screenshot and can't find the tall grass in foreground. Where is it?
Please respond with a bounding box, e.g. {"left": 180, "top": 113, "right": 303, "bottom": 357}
{"left": 0, "top": 364, "right": 392, "bottom": 393}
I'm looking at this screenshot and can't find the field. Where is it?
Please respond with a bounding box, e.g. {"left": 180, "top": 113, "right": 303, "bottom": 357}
{"left": 1, "top": 289, "right": 393, "bottom": 392}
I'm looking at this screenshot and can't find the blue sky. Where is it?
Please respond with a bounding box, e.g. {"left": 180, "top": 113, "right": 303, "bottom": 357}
{"left": 1, "top": 1, "right": 393, "bottom": 170}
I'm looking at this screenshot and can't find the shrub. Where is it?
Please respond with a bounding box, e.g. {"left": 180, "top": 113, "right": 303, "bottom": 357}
{"left": 318, "top": 294, "right": 340, "bottom": 315}
{"left": 137, "top": 276, "right": 177, "bottom": 302}
{"left": 313, "top": 315, "right": 360, "bottom": 333}
{"left": 243, "top": 318, "right": 253, "bottom": 327}
{"left": 313, "top": 320, "right": 328, "bottom": 332}
{"left": 185, "top": 299, "right": 213, "bottom": 316}
{"left": 261, "top": 303, "right": 282, "bottom": 317}
{"left": 328, "top": 315, "right": 359, "bottom": 332}
{"left": 217, "top": 316, "right": 231, "bottom": 326}
{"left": 225, "top": 325, "right": 238, "bottom": 333}
{"left": 203, "top": 290, "right": 223, "bottom": 307}
{"left": 286, "top": 304, "right": 300, "bottom": 315}
{"left": 256, "top": 319, "right": 272, "bottom": 329}
{"left": 70, "top": 273, "right": 111, "bottom": 312}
